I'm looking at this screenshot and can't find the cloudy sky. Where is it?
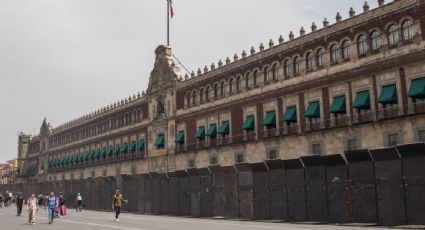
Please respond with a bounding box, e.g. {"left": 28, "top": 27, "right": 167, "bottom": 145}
{"left": 0, "top": 0, "right": 379, "bottom": 162}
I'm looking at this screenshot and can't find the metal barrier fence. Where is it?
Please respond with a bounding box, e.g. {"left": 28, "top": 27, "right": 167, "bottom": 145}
{"left": 1, "top": 143, "right": 424, "bottom": 226}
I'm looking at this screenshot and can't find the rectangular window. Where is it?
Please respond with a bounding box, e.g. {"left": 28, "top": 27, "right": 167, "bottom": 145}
{"left": 347, "top": 138, "right": 358, "bottom": 151}
{"left": 102, "top": 169, "right": 107, "bottom": 177}
{"left": 116, "top": 168, "right": 121, "bottom": 176}
{"left": 209, "top": 155, "right": 218, "bottom": 165}
{"left": 235, "top": 152, "right": 245, "bottom": 164}
{"left": 91, "top": 171, "right": 95, "bottom": 178}
{"left": 386, "top": 133, "right": 401, "bottom": 146}
{"left": 188, "top": 159, "right": 195, "bottom": 168}
{"left": 267, "top": 148, "right": 278, "bottom": 160}
{"left": 418, "top": 130, "right": 425, "bottom": 142}
{"left": 311, "top": 143, "right": 321, "bottom": 155}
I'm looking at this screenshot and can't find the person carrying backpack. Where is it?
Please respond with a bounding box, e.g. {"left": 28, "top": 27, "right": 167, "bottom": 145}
{"left": 75, "top": 193, "right": 82, "bottom": 212}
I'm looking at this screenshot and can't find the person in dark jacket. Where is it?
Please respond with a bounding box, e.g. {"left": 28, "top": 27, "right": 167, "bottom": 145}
{"left": 16, "top": 192, "right": 24, "bottom": 216}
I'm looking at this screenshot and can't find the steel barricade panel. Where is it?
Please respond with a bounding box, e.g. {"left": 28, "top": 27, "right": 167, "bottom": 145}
{"left": 188, "top": 168, "right": 201, "bottom": 217}
{"left": 284, "top": 159, "right": 306, "bottom": 222}
{"left": 301, "top": 156, "right": 328, "bottom": 222}
{"left": 143, "top": 173, "right": 152, "bottom": 213}
{"left": 345, "top": 149, "right": 377, "bottom": 224}
{"left": 324, "top": 154, "right": 349, "bottom": 223}
{"left": 199, "top": 167, "right": 213, "bottom": 217}
{"left": 177, "top": 170, "right": 191, "bottom": 216}
{"left": 150, "top": 173, "right": 161, "bottom": 214}
{"left": 266, "top": 160, "right": 287, "bottom": 221}
{"left": 236, "top": 163, "right": 253, "bottom": 219}
{"left": 159, "top": 173, "right": 169, "bottom": 214}
{"left": 210, "top": 165, "right": 225, "bottom": 217}
{"left": 370, "top": 147, "right": 405, "bottom": 226}
{"left": 397, "top": 143, "right": 425, "bottom": 225}
{"left": 168, "top": 172, "right": 179, "bottom": 215}
{"left": 251, "top": 162, "right": 270, "bottom": 220}
{"left": 223, "top": 165, "right": 239, "bottom": 219}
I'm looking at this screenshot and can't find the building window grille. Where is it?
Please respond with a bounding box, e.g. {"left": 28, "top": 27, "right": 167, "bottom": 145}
{"left": 264, "top": 66, "right": 270, "bottom": 82}
{"left": 347, "top": 138, "right": 358, "bottom": 151}
{"left": 417, "top": 130, "right": 425, "bottom": 142}
{"left": 386, "top": 133, "right": 401, "bottom": 146}
{"left": 311, "top": 143, "right": 321, "bottom": 155}
{"left": 188, "top": 159, "right": 195, "bottom": 168}
{"left": 272, "top": 64, "right": 279, "bottom": 80}
{"left": 402, "top": 20, "right": 414, "bottom": 40}
{"left": 209, "top": 155, "right": 218, "bottom": 165}
{"left": 371, "top": 30, "right": 381, "bottom": 50}
{"left": 234, "top": 152, "right": 245, "bottom": 164}
{"left": 330, "top": 44, "right": 340, "bottom": 62}
{"left": 293, "top": 56, "right": 301, "bottom": 75}
{"left": 284, "top": 60, "right": 291, "bottom": 78}
{"left": 267, "top": 148, "right": 278, "bottom": 160}
{"left": 388, "top": 25, "right": 400, "bottom": 46}
{"left": 306, "top": 52, "right": 314, "bottom": 71}
{"left": 342, "top": 40, "right": 351, "bottom": 59}
{"left": 358, "top": 35, "right": 369, "bottom": 55}
{"left": 317, "top": 48, "right": 325, "bottom": 67}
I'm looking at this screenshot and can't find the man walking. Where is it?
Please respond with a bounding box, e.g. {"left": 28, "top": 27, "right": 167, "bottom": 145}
{"left": 16, "top": 192, "right": 24, "bottom": 216}
{"left": 27, "top": 193, "right": 38, "bottom": 224}
{"left": 112, "top": 189, "right": 127, "bottom": 222}
{"left": 47, "top": 192, "right": 58, "bottom": 224}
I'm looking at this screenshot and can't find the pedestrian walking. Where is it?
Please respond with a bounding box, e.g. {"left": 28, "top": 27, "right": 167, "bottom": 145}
{"left": 43, "top": 194, "right": 49, "bottom": 211}
{"left": 112, "top": 189, "right": 127, "bottom": 222}
{"left": 37, "top": 194, "right": 44, "bottom": 210}
{"left": 47, "top": 192, "right": 58, "bottom": 224}
{"left": 16, "top": 192, "right": 24, "bottom": 216}
{"left": 58, "top": 193, "right": 67, "bottom": 216}
{"left": 75, "top": 193, "right": 82, "bottom": 212}
{"left": 27, "top": 193, "right": 38, "bottom": 225}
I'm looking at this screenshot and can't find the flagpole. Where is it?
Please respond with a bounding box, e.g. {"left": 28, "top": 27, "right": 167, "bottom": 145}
{"left": 167, "top": 0, "right": 170, "bottom": 46}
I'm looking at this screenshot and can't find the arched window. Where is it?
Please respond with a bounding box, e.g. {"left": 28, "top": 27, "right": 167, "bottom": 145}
{"left": 205, "top": 86, "right": 210, "bottom": 100}
{"left": 402, "top": 20, "right": 414, "bottom": 40}
{"left": 272, "top": 63, "right": 279, "bottom": 80}
{"left": 237, "top": 75, "right": 242, "bottom": 91}
{"left": 284, "top": 60, "right": 291, "bottom": 78}
{"left": 264, "top": 66, "right": 270, "bottom": 82}
{"left": 330, "top": 44, "right": 339, "bottom": 62}
{"left": 306, "top": 52, "right": 314, "bottom": 71}
{"left": 253, "top": 70, "right": 259, "bottom": 86}
{"left": 342, "top": 40, "right": 351, "bottom": 59}
{"left": 229, "top": 79, "right": 234, "bottom": 94}
{"left": 388, "top": 24, "right": 399, "bottom": 45}
{"left": 186, "top": 93, "right": 191, "bottom": 105}
{"left": 317, "top": 48, "right": 325, "bottom": 67}
{"left": 192, "top": 91, "right": 197, "bottom": 104}
{"left": 220, "top": 81, "right": 225, "bottom": 96}
{"left": 246, "top": 72, "right": 253, "bottom": 88}
{"left": 371, "top": 30, "right": 381, "bottom": 50}
{"left": 213, "top": 84, "right": 218, "bottom": 98}
{"left": 293, "top": 56, "right": 301, "bottom": 75}
{"left": 358, "top": 35, "right": 368, "bottom": 55}
{"left": 200, "top": 88, "right": 204, "bottom": 102}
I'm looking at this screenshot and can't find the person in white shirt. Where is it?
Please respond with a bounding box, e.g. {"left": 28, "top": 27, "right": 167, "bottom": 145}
{"left": 75, "top": 193, "right": 82, "bottom": 212}
{"left": 27, "top": 193, "right": 39, "bottom": 225}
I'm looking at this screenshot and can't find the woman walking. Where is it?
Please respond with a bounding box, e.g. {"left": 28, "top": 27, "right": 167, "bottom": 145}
{"left": 75, "top": 193, "right": 82, "bottom": 212}
{"left": 112, "top": 190, "right": 127, "bottom": 222}
{"left": 58, "top": 193, "right": 67, "bottom": 217}
{"left": 27, "top": 193, "right": 38, "bottom": 225}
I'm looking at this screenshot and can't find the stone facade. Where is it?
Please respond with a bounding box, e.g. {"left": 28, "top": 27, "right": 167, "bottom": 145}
{"left": 18, "top": 0, "right": 425, "bottom": 182}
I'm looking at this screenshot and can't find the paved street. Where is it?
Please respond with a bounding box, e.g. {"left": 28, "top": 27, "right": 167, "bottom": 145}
{"left": 0, "top": 206, "right": 404, "bottom": 230}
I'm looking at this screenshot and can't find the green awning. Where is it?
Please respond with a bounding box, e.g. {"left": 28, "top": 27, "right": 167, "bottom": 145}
{"left": 408, "top": 77, "right": 425, "bottom": 98}
{"left": 95, "top": 150, "right": 101, "bottom": 159}
{"left": 136, "top": 140, "right": 145, "bottom": 150}
{"left": 242, "top": 115, "right": 255, "bottom": 130}
{"left": 175, "top": 131, "right": 185, "bottom": 144}
{"left": 263, "top": 111, "right": 276, "bottom": 127}
{"left": 218, "top": 121, "right": 230, "bottom": 134}
{"left": 154, "top": 134, "right": 165, "bottom": 146}
{"left": 353, "top": 90, "right": 370, "bottom": 109}
{"left": 100, "top": 148, "right": 107, "bottom": 158}
{"left": 84, "top": 152, "right": 90, "bottom": 161}
{"left": 195, "top": 127, "right": 205, "bottom": 139}
{"left": 329, "top": 95, "right": 346, "bottom": 114}
{"left": 106, "top": 147, "right": 113, "bottom": 156}
{"left": 40, "top": 162, "right": 45, "bottom": 170}
{"left": 78, "top": 154, "right": 84, "bottom": 162}
{"left": 304, "top": 101, "right": 320, "bottom": 118}
{"left": 129, "top": 142, "right": 136, "bottom": 152}
{"left": 113, "top": 146, "right": 121, "bottom": 155}
{"left": 283, "top": 106, "right": 297, "bottom": 122}
{"left": 378, "top": 84, "right": 397, "bottom": 104}
{"left": 206, "top": 124, "right": 217, "bottom": 137}
{"left": 120, "top": 144, "right": 128, "bottom": 153}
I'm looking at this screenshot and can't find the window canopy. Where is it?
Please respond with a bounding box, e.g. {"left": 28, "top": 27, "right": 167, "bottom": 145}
{"left": 304, "top": 101, "right": 320, "bottom": 118}
{"left": 378, "top": 84, "right": 397, "bottom": 104}
{"left": 353, "top": 90, "right": 370, "bottom": 109}
{"left": 283, "top": 106, "right": 297, "bottom": 122}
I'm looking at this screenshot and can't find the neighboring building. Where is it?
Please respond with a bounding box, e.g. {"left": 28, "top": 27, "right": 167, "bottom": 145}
{"left": 0, "top": 161, "right": 17, "bottom": 184}
{"left": 17, "top": 0, "right": 425, "bottom": 182}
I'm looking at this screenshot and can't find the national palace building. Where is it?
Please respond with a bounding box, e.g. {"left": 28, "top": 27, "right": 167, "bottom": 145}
{"left": 17, "top": 0, "right": 425, "bottom": 182}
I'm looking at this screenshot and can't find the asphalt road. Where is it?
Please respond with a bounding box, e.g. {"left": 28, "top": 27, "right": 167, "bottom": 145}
{"left": 0, "top": 206, "right": 404, "bottom": 230}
